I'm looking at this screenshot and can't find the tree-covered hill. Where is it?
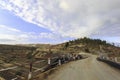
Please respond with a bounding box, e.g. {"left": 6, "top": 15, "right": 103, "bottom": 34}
{"left": 52, "top": 37, "right": 120, "bottom": 57}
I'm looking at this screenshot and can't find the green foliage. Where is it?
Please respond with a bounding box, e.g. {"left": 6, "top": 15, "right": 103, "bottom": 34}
{"left": 84, "top": 48, "right": 90, "bottom": 53}
{"left": 61, "top": 37, "right": 113, "bottom": 54}
{"left": 26, "top": 51, "right": 33, "bottom": 59}
{"left": 64, "top": 42, "right": 69, "bottom": 49}
{"left": 26, "top": 50, "right": 39, "bottom": 60}
{"left": 67, "top": 37, "right": 109, "bottom": 46}
{"left": 15, "top": 70, "right": 23, "bottom": 76}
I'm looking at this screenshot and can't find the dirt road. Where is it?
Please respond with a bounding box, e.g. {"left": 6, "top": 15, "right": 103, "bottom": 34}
{"left": 46, "top": 55, "right": 120, "bottom": 80}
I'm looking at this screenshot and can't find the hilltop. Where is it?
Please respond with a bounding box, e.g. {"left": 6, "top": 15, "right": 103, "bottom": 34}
{"left": 0, "top": 37, "right": 120, "bottom": 60}
{"left": 1, "top": 37, "right": 120, "bottom": 60}
{"left": 50, "top": 37, "right": 120, "bottom": 57}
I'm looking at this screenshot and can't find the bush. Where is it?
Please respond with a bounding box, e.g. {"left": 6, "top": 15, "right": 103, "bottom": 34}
{"left": 85, "top": 48, "right": 90, "bottom": 53}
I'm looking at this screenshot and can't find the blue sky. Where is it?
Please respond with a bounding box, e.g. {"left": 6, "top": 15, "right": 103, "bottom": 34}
{"left": 0, "top": 9, "right": 50, "bottom": 33}
{"left": 0, "top": 0, "right": 120, "bottom": 44}
{"left": 0, "top": 8, "right": 73, "bottom": 44}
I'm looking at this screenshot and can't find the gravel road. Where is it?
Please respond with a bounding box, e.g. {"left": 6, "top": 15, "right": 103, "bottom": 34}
{"left": 46, "top": 55, "right": 120, "bottom": 80}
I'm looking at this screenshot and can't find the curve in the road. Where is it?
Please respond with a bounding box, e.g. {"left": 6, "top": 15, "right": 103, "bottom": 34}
{"left": 46, "top": 55, "right": 120, "bottom": 80}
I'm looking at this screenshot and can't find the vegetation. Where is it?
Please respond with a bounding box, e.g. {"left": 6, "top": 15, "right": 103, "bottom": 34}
{"left": 64, "top": 42, "right": 69, "bottom": 49}
{"left": 48, "top": 37, "right": 120, "bottom": 56}
{"left": 68, "top": 37, "right": 109, "bottom": 46}
{"left": 0, "top": 37, "right": 120, "bottom": 79}
{"left": 15, "top": 70, "right": 23, "bottom": 76}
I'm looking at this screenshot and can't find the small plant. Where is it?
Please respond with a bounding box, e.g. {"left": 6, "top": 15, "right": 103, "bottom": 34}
{"left": 15, "top": 70, "right": 23, "bottom": 76}
{"left": 85, "top": 48, "right": 90, "bottom": 53}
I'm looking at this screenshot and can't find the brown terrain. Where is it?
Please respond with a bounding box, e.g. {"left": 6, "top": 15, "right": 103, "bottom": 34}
{"left": 0, "top": 38, "right": 120, "bottom": 80}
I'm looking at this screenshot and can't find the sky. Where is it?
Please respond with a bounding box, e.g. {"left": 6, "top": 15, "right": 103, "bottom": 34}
{"left": 0, "top": 0, "right": 120, "bottom": 44}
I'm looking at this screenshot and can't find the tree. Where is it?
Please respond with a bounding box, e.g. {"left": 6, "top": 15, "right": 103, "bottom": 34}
{"left": 64, "top": 42, "right": 69, "bottom": 49}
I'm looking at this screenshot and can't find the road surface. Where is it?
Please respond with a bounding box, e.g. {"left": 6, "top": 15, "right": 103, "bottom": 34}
{"left": 46, "top": 55, "right": 120, "bottom": 80}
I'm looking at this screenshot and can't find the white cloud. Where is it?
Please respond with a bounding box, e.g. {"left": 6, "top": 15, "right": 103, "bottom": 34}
{"left": 59, "top": 1, "right": 70, "bottom": 11}
{"left": 0, "top": 0, "right": 120, "bottom": 40}
{"left": 38, "top": 33, "right": 55, "bottom": 39}
{"left": 0, "top": 25, "right": 62, "bottom": 44}
{"left": 0, "top": 25, "right": 29, "bottom": 44}
{"left": 0, "top": 25, "right": 21, "bottom": 32}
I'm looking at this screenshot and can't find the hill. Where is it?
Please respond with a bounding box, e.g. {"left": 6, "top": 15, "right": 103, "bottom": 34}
{"left": 50, "top": 37, "right": 120, "bottom": 57}
{"left": 0, "top": 37, "right": 120, "bottom": 62}
{"left": 0, "top": 37, "right": 120, "bottom": 80}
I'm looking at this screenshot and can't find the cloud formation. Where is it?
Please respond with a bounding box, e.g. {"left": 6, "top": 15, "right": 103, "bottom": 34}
{"left": 0, "top": 25, "right": 29, "bottom": 44}
{"left": 0, "top": 0, "right": 120, "bottom": 39}
{"left": 0, "top": 25, "right": 63, "bottom": 44}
